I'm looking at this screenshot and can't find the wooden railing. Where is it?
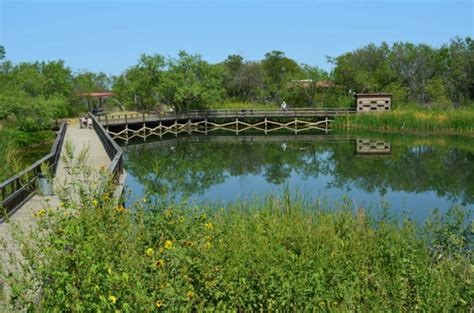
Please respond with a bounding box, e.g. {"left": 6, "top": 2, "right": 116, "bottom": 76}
{"left": 89, "top": 114, "right": 123, "bottom": 182}
{"left": 98, "top": 108, "right": 357, "bottom": 126}
{"left": 0, "top": 121, "right": 67, "bottom": 221}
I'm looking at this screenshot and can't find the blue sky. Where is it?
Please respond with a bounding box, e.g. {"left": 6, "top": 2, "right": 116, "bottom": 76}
{"left": 1, "top": 0, "right": 472, "bottom": 75}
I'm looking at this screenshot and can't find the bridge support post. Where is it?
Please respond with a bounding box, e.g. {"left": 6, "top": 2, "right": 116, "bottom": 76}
{"left": 204, "top": 118, "right": 208, "bottom": 135}
{"left": 264, "top": 117, "right": 267, "bottom": 135}
{"left": 159, "top": 121, "right": 162, "bottom": 139}
{"left": 294, "top": 117, "right": 297, "bottom": 135}
{"left": 236, "top": 118, "right": 239, "bottom": 135}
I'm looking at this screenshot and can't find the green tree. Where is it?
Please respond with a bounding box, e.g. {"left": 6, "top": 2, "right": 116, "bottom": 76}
{"left": 113, "top": 54, "right": 165, "bottom": 110}
{"left": 0, "top": 45, "right": 5, "bottom": 60}
{"left": 262, "top": 51, "right": 303, "bottom": 103}
{"left": 159, "top": 51, "right": 225, "bottom": 111}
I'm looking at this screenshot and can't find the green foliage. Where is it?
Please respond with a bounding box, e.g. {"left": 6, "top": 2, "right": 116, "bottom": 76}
{"left": 333, "top": 107, "right": 474, "bottom": 133}
{"left": 0, "top": 93, "right": 69, "bottom": 131}
{"left": 113, "top": 54, "right": 166, "bottom": 110}
{"left": 0, "top": 45, "right": 5, "bottom": 60}
{"left": 0, "top": 130, "right": 19, "bottom": 181}
{"left": 159, "top": 51, "right": 225, "bottom": 111}
{"left": 5, "top": 183, "right": 472, "bottom": 310}
{"left": 330, "top": 37, "right": 474, "bottom": 106}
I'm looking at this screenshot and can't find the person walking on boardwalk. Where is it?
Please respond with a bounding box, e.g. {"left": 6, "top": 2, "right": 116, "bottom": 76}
{"left": 87, "top": 116, "right": 93, "bottom": 129}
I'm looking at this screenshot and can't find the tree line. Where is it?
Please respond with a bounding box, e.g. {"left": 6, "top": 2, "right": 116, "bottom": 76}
{"left": 0, "top": 37, "right": 472, "bottom": 131}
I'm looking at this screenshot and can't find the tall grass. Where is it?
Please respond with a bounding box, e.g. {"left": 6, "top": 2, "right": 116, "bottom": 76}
{"left": 334, "top": 107, "right": 474, "bottom": 133}
{"left": 3, "top": 173, "right": 472, "bottom": 311}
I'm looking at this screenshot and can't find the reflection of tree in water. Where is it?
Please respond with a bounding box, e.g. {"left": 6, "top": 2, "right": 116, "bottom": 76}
{"left": 124, "top": 136, "right": 474, "bottom": 204}
{"left": 329, "top": 143, "right": 474, "bottom": 204}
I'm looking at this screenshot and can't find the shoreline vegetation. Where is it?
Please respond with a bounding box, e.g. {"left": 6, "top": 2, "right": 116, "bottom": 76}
{"left": 333, "top": 106, "right": 474, "bottom": 134}
{"left": 2, "top": 164, "right": 472, "bottom": 310}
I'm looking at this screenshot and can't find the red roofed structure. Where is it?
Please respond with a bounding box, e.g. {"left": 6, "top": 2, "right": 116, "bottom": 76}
{"left": 77, "top": 92, "right": 115, "bottom": 113}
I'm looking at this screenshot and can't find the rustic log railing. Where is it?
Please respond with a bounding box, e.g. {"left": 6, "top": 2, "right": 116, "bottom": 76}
{"left": 89, "top": 114, "right": 123, "bottom": 182}
{"left": 98, "top": 108, "right": 357, "bottom": 126}
{"left": 0, "top": 121, "right": 67, "bottom": 221}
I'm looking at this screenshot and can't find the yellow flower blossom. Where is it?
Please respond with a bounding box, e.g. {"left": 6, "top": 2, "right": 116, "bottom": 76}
{"left": 155, "top": 259, "right": 165, "bottom": 269}
{"left": 178, "top": 216, "right": 185, "bottom": 223}
{"left": 160, "top": 282, "right": 169, "bottom": 289}
{"left": 35, "top": 209, "right": 46, "bottom": 218}
{"left": 204, "top": 242, "right": 212, "bottom": 250}
{"left": 155, "top": 299, "right": 164, "bottom": 308}
{"left": 59, "top": 201, "right": 65, "bottom": 207}
{"left": 108, "top": 295, "right": 117, "bottom": 304}
{"left": 146, "top": 248, "right": 154, "bottom": 257}
{"left": 116, "top": 204, "right": 125, "bottom": 213}
{"left": 103, "top": 193, "right": 110, "bottom": 201}
{"left": 159, "top": 247, "right": 164, "bottom": 253}
{"left": 186, "top": 291, "right": 194, "bottom": 299}
{"left": 204, "top": 222, "right": 213, "bottom": 230}
{"left": 92, "top": 199, "right": 98, "bottom": 206}
{"left": 107, "top": 267, "right": 112, "bottom": 275}
{"left": 185, "top": 240, "right": 194, "bottom": 247}
{"left": 164, "top": 240, "right": 173, "bottom": 250}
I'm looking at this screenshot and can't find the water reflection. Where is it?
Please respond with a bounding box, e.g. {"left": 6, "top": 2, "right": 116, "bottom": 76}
{"left": 123, "top": 133, "right": 473, "bottom": 222}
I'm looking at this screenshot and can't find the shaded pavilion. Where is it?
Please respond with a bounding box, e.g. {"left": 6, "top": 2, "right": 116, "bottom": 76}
{"left": 77, "top": 92, "right": 115, "bottom": 114}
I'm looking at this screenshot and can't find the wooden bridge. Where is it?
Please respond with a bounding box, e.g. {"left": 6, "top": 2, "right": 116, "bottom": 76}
{"left": 0, "top": 115, "right": 125, "bottom": 304}
{"left": 98, "top": 108, "right": 356, "bottom": 142}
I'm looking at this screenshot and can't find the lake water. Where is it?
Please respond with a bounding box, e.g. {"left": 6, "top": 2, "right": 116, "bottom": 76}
{"left": 122, "top": 132, "right": 473, "bottom": 223}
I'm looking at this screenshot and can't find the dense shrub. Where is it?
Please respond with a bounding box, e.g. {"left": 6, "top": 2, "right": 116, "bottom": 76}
{"left": 4, "top": 173, "right": 472, "bottom": 311}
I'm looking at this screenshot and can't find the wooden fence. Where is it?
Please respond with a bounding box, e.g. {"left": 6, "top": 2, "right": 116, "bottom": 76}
{"left": 98, "top": 108, "right": 356, "bottom": 127}
{"left": 0, "top": 121, "right": 67, "bottom": 221}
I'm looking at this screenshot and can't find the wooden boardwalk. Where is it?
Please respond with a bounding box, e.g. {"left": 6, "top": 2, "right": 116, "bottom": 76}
{"left": 0, "top": 122, "right": 112, "bottom": 305}
{"left": 98, "top": 108, "right": 357, "bottom": 127}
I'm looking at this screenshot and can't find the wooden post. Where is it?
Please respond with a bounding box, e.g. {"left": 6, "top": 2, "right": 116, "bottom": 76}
{"left": 236, "top": 118, "right": 239, "bottom": 135}
{"left": 294, "top": 117, "right": 297, "bottom": 135}
{"left": 105, "top": 115, "right": 108, "bottom": 127}
{"left": 264, "top": 117, "right": 267, "bottom": 135}
{"left": 205, "top": 118, "right": 208, "bottom": 135}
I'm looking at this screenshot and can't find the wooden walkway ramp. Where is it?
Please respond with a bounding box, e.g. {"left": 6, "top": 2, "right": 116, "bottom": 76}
{"left": 0, "top": 122, "right": 112, "bottom": 305}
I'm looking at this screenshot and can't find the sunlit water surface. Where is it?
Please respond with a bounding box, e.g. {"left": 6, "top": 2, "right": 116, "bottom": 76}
{"left": 122, "top": 132, "right": 473, "bottom": 223}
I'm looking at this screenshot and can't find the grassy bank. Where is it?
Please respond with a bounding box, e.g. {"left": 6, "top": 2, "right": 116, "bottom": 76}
{"left": 333, "top": 107, "right": 474, "bottom": 134}
{"left": 4, "top": 178, "right": 472, "bottom": 311}
{"left": 0, "top": 128, "right": 54, "bottom": 181}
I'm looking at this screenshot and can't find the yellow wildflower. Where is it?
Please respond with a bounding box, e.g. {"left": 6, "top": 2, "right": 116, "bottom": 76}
{"left": 107, "top": 267, "right": 112, "bottom": 275}
{"left": 178, "top": 216, "right": 185, "bottom": 223}
{"left": 146, "top": 248, "right": 154, "bottom": 257}
{"left": 35, "top": 209, "right": 46, "bottom": 218}
{"left": 108, "top": 295, "right": 117, "bottom": 304}
{"left": 204, "top": 242, "right": 212, "bottom": 250}
{"left": 186, "top": 291, "right": 194, "bottom": 299}
{"left": 92, "top": 199, "right": 98, "bottom": 206}
{"left": 103, "top": 193, "right": 110, "bottom": 201}
{"left": 164, "top": 210, "right": 173, "bottom": 218}
{"left": 185, "top": 240, "right": 194, "bottom": 247}
{"left": 204, "top": 222, "right": 213, "bottom": 230}
{"left": 116, "top": 204, "right": 125, "bottom": 213}
{"left": 59, "top": 201, "right": 65, "bottom": 207}
{"left": 160, "top": 282, "right": 169, "bottom": 289}
{"left": 155, "top": 259, "right": 165, "bottom": 269}
{"left": 155, "top": 299, "right": 164, "bottom": 308}
{"left": 164, "top": 240, "right": 173, "bottom": 250}
{"left": 159, "top": 247, "right": 164, "bottom": 253}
